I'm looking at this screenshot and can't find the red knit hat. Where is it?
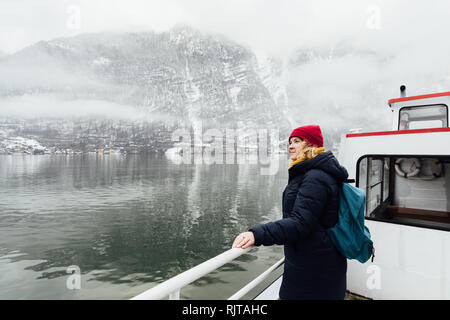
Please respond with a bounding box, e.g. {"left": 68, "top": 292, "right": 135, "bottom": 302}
{"left": 288, "top": 125, "right": 323, "bottom": 147}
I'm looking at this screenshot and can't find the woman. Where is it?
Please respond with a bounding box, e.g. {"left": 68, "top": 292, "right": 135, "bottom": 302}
{"left": 232, "top": 124, "right": 349, "bottom": 300}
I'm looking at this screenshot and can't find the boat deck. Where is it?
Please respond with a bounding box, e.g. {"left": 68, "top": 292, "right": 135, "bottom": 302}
{"left": 253, "top": 275, "right": 370, "bottom": 300}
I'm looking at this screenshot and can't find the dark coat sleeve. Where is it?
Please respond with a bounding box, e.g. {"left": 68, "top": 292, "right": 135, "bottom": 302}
{"left": 249, "top": 169, "right": 330, "bottom": 246}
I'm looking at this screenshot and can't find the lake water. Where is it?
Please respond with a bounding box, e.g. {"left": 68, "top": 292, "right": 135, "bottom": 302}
{"left": 0, "top": 152, "right": 289, "bottom": 299}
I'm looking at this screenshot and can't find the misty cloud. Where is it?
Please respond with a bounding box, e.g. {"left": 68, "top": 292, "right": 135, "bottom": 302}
{"left": 2, "top": 0, "right": 450, "bottom": 58}
{"left": 0, "top": 94, "right": 181, "bottom": 123}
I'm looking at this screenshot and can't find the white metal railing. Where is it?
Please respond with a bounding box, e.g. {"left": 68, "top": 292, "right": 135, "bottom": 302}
{"left": 130, "top": 247, "right": 284, "bottom": 300}
{"left": 227, "top": 257, "right": 284, "bottom": 300}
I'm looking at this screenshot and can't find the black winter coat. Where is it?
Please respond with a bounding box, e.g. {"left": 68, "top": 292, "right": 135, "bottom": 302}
{"left": 250, "top": 151, "right": 349, "bottom": 300}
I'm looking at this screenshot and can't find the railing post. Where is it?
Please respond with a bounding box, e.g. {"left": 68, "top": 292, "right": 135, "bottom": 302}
{"left": 169, "top": 289, "right": 180, "bottom": 300}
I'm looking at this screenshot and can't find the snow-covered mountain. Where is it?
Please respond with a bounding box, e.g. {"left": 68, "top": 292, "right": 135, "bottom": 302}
{"left": 1, "top": 28, "right": 288, "bottom": 124}
{"left": 1, "top": 27, "right": 398, "bottom": 154}
{"left": 0, "top": 26, "right": 292, "bottom": 152}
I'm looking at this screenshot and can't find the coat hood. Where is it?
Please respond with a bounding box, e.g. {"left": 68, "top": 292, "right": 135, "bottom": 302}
{"left": 288, "top": 151, "right": 349, "bottom": 183}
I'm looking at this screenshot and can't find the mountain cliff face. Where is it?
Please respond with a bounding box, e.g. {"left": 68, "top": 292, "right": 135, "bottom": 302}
{"left": 0, "top": 27, "right": 291, "bottom": 153}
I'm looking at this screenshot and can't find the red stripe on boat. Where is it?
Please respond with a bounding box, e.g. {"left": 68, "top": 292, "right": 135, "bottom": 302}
{"left": 388, "top": 92, "right": 450, "bottom": 105}
{"left": 346, "top": 127, "right": 450, "bottom": 138}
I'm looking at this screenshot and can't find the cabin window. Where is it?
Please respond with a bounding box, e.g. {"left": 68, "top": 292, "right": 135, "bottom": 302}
{"left": 357, "top": 157, "right": 390, "bottom": 218}
{"left": 357, "top": 155, "right": 450, "bottom": 231}
{"left": 367, "top": 158, "right": 383, "bottom": 214}
{"left": 399, "top": 104, "right": 448, "bottom": 130}
{"left": 383, "top": 157, "right": 390, "bottom": 202}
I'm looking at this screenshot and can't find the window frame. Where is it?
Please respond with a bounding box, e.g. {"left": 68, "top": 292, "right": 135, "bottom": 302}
{"left": 356, "top": 154, "right": 450, "bottom": 232}
{"left": 357, "top": 156, "right": 393, "bottom": 219}
{"left": 398, "top": 104, "right": 449, "bottom": 130}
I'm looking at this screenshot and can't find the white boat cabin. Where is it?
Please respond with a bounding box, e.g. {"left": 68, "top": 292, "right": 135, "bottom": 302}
{"left": 338, "top": 90, "right": 450, "bottom": 299}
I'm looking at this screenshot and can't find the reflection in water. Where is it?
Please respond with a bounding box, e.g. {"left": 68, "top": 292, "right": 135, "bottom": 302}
{"left": 0, "top": 153, "right": 288, "bottom": 299}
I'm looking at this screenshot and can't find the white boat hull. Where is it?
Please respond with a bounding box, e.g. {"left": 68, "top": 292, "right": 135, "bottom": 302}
{"left": 347, "top": 219, "right": 450, "bottom": 299}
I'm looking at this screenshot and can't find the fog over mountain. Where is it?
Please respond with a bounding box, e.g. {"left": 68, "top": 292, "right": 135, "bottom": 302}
{"left": 3, "top": 27, "right": 282, "bottom": 119}
{"left": 0, "top": 26, "right": 293, "bottom": 153}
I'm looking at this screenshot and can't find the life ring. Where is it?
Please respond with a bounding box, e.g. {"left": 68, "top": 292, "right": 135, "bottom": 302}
{"left": 395, "top": 158, "right": 421, "bottom": 178}
{"left": 420, "top": 158, "right": 443, "bottom": 179}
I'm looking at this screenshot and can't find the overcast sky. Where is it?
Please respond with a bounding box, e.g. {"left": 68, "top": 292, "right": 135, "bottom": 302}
{"left": 1, "top": 0, "right": 450, "bottom": 58}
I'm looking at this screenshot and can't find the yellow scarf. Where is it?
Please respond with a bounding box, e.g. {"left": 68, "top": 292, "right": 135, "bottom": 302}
{"left": 288, "top": 147, "right": 326, "bottom": 169}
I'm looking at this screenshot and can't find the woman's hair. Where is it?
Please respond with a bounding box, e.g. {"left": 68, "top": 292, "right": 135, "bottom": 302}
{"left": 294, "top": 139, "right": 323, "bottom": 161}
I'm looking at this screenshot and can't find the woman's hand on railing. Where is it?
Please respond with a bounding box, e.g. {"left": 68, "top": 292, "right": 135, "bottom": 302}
{"left": 232, "top": 231, "right": 255, "bottom": 249}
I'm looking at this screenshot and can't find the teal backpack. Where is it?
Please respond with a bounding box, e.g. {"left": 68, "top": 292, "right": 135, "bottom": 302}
{"left": 327, "top": 182, "right": 375, "bottom": 263}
